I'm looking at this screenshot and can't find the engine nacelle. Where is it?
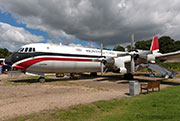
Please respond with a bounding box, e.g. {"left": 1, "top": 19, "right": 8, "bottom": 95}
{"left": 147, "top": 54, "right": 156, "bottom": 63}
{"left": 113, "top": 57, "right": 129, "bottom": 74}
{"left": 119, "top": 67, "right": 127, "bottom": 74}
{"left": 104, "top": 57, "right": 114, "bottom": 65}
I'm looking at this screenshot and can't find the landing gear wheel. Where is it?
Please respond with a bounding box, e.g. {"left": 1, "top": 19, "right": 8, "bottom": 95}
{"left": 124, "top": 73, "right": 134, "bottom": 80}
{"left": 70, "top": 73, "right": 79, "bottom": 79}
{"left": 38, "top": 77, "right": 46, "bottom": 83}
{"left": 90, "top": 72, "right": 97, "bottom": 76}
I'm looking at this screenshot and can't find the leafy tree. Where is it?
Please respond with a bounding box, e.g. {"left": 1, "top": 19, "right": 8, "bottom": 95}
{"left": 135, "top": 39, "right": 152, "bottom": 50}
{"left": 0, "top": 48, "right": 12, "bottom": 58}
{"left": 158, "top": 36, "right": 174, "bottom": 53}
{"left": 134, "top": 36, "right": 180, "bottom": 53}
{"left": 113, "top": 45, "right": 125, "bottom": 51}
{"left": 126, "top": 45, "right": 131, "bottom": 52}
{"left": 173, "top": 41, "right": 180, "bottom": 52}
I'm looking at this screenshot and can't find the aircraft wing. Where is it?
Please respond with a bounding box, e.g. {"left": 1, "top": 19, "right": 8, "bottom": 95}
{"left": 156, "top": 51, "right": 180, "bottom": 62}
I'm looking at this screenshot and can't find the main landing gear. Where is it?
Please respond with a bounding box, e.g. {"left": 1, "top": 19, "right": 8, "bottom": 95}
{"left": 70, "top": 73, "right": 79, "bottom": 79}
{"left": 90, "top": 72, "right": 97, "bottom": 76}
{"left": 124, "top": 73, "right": 134, "bottom": 80}
{"left": 38, "top": 76, "right": 46, "bottom": 83}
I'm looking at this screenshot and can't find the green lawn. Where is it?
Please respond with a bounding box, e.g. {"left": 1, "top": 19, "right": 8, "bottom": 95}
{"left": 161, "top": 62, "right": 180, "bottom": 72}
{"left": 9, "top": 85, "right": 180, "bottom": 121}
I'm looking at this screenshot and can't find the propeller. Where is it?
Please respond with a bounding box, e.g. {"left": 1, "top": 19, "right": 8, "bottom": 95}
{"left": 130, "top": 33, "right": 135, "bottom": 73}
{"left": 100, "top": 43, "right": 104, "bottom": 76}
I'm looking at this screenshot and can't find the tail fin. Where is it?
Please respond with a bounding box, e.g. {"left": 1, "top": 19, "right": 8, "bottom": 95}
{"left": 150, "top": 36, "right": 159, "bottom": 54}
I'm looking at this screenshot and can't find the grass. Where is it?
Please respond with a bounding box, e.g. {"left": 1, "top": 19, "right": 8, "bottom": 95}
{"left": 176, "top": 74, "right": 180, "bottom": 78}
{"left": 9, "top": 85, "right": 180, "bottom": 121}
{"left": 2, "top": 75, "right": 108, "bottom": 91}
{"left": 3, "top": 77, "right": 80, "bottom": 87}
{"left": 161, "top": 62, "right": 180, "bottom": 72}
{"left": 1, "top": 76, "right": 39, "bottom": 85}
{"left": 138, "top": 62, "right": 180, "bottom": 73}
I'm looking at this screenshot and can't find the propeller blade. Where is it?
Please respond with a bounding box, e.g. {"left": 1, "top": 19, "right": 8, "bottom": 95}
{"left": 101, "top": 63, "right": 103, "bottom": 76}
{"left": 100, "top": 43, "right": 103, "bottom": 76}
{"left": 131, "top": 33, "right": 134, "bottom": 51}
{"left": 130, "top": 33, "right": 135, "bottom": 73}
{"left": 131, "top": 56, "right": 135, "bottom": 73}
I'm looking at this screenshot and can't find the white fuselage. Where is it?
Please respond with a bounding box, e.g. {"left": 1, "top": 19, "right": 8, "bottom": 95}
{"left": 11, "top": 43, "right": 131, "bottom": 74}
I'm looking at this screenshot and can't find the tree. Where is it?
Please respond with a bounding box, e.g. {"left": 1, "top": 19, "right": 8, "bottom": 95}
{"left": 113, "top": 45, "right": 125, "bottom": 51}
{"left": 158, "top": 36, "right": 174, "bottom": 53}
{"left": 135, "top": 39, "right": 152, "bottom": 50}
{"left": 0, "top": 48, "right": 12, "bottom": 58}
{"left": 126, "top": 45, "right": 131, "bottom": 52}
{"left": 134, "top": 36, "right": 180, "bottom": 53}
{"left": 173, "top": 41, "right": 180, "bottom": 52}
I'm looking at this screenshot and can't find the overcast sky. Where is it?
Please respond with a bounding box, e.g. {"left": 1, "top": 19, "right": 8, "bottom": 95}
{"left": 0, "top": 0, "right": 180, "bottom": 50}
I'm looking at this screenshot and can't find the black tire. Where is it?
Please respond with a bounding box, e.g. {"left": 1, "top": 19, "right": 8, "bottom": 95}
{"left": 90, "top": 72, "right": 97, "bottom": 76}
{"left": 38, "top": 77, "right": 46, "bottom": 83}
{"left": 124, "top": 73, "right": 134, "bottom": 80}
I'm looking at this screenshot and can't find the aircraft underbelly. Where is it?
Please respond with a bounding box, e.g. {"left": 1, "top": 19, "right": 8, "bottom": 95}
{"left": 27, "top": 60, "right": 101, "bottom": 73}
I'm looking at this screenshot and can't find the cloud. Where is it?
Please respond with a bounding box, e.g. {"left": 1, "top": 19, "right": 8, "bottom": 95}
{"left": 0, "top": 0, "right": 180, "bottom": 46}
{"left": 0, "top": 22, "right": 44, "bottom": 50}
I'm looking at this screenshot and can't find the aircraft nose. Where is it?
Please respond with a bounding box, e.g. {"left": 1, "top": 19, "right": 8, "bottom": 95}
{"left": 5, "top": 54, "right": 13, "bottom": 65}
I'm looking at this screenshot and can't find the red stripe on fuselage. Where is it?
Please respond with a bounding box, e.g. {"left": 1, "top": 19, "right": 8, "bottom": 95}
{"left": 13, "top": 57, "right": 96, "bottom": 70}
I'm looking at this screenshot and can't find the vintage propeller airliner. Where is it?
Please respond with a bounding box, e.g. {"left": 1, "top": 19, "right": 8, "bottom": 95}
{"left": 5, "top": 35, "right": 180, "bottom": 82}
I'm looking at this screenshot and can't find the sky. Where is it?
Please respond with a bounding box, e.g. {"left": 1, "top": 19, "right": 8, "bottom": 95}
{"left": 0, "top": 0, "right": 180, "bottom": 51}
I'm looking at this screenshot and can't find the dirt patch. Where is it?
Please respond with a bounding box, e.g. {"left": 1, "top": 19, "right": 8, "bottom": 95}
{"left": 0, "top": 72, "right": 178, "bottom": 120}
{"left": 0, "top": 82, "right": 122, "bottom": 120}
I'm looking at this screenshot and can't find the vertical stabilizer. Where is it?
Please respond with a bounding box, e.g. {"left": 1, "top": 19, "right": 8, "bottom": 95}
{"left": 150, "top": 36, "right": 159, "bottom": 54}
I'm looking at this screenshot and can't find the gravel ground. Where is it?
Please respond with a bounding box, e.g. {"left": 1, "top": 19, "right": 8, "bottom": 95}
{"left": 0, "top": 73, "right": 176, "bottom": 120}
{"left": 0, "top": 84, "right": 123, "bottom": 120}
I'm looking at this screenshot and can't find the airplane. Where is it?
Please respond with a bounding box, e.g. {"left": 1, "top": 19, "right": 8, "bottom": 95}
{"left": 5, "top": 35, "right": 180, "bottom": 82}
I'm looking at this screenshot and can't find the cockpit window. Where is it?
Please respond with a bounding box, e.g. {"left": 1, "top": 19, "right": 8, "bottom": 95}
{"left": 17, "top": 47, "right": 35, "bottom": 53}
{"left": 17, "top": 48, "right": 22, "bottom": 52}
{"left": 25, "top": 48, "right": 28, "bottom": 52}
{"left": 20, "top": 48, "right": 24, "bottom": 52}
{"left": 29, "top": 48, "right": 32, "bottom": 52}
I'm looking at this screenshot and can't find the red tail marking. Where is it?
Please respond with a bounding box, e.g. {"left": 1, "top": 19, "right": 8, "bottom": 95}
{"left": 150, "top": 36, "right": 159, "bottom": 52}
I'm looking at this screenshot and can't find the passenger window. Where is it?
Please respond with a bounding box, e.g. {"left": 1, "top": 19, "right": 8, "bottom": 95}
{"left": 33, "top": 48, "right": 35, "bottom": 52}
{"left": 25, "top": 48, "right": 28, "bottom": 52}
{"left": 29, "top": 48, "right": 32, "bottom": 52}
